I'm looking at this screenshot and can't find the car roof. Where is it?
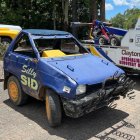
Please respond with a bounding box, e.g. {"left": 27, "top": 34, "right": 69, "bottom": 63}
{"left": 23, "top": 29, "right": 70, "bottom": 36}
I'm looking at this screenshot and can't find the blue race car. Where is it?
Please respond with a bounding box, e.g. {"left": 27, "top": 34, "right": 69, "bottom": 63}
{"left": 3, "top": 29, "right": 135, "bottom": 127}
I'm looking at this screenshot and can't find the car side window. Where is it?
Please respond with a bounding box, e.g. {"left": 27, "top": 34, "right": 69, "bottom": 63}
{"left": 13, "top": 34, "right": 36, "bottom": 58}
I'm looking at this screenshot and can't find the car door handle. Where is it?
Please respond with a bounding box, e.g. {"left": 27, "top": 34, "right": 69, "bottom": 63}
{"left": 31, "top": 58, "right": 38, "bottom": 63}
{"left": 25, "top": 58, "right": 38, "bottom": 63}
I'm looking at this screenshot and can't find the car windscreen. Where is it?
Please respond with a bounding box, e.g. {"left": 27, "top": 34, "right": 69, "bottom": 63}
{"left": 34, "top": 37, "right": 88, "bottom": 56}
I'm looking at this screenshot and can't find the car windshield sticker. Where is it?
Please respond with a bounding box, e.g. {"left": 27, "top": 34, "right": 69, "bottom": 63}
{"left": 21, "top": 65, "right": 38, "bottom": 90}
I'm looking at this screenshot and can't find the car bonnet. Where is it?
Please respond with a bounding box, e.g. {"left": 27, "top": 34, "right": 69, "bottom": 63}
{"left": 45, "top": 54, "right": 124, "bottom": 85}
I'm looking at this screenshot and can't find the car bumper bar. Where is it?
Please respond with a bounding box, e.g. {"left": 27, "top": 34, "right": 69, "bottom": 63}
{"left": 62, "top": 76, "right": 135, "bottom": 118}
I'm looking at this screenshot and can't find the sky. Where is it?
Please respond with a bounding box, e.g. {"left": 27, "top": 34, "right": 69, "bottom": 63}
{"left": 105, "top": 0, "right": 140, "bottom": 19}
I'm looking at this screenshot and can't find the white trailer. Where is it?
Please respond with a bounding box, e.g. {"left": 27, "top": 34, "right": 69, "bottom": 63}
{"left": 87, "top": 18, "right": 140, "bottom": 73}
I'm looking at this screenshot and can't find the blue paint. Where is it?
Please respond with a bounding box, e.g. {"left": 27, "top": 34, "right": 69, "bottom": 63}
{"left": 106, "top": 27, "right": 127, "bottom": 36}
{"left": 94, "top": 20, "right": 127, "bottom": 37}
{"left": 46, "top": 54, "right": 123, "bottom": 85}
{"left": 4, "top": 29, "right": 125, "bottom": 99}
{"left": 95, "top": 45, "right": 114, "bottom": 62}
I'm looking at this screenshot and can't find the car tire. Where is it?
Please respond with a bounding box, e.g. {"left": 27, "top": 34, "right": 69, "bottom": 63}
{"left": 110, "top": 36, "right": 120, "bottom": 46}
{"left": 7, "top": 76, "right": 28, "bottom": 106}
{"left": 45, "top": 89, "right": 62, "bottom": 127}
{"left": 99, "top": 35, "right": 107, "bottom": 45}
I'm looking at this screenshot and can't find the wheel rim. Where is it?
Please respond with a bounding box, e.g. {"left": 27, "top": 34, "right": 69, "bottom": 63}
{"left": 99, "top": 38, "right": 105, "bottom": 45}
{"left": 111, "top": 38, "right": 117, "bottom": 46}
{"left": 46, "top": 96, "right": 51, "bottom": 121}
{"left": 9, "top": 81, "right": 19, "bottom": 102}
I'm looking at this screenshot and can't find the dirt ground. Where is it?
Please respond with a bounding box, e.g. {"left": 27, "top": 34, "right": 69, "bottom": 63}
{"left": 0, "top": 74, "right": 140, "bottom": 140}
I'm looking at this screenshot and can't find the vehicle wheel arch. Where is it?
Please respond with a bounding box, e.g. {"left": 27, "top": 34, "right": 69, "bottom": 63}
{"left": 4, "top": 71, "right": 12, "bottom": 90}
{"left": 39, "top": 85, "right": 64, "bottom": 114}
{"left": 4, "top": 71, "right": 18, "bottom": 90}
{"left": 39, "top": 85, "right": 61, "bottom": 101}
{"left": 0, "top": 36, "right": 12, "bottom": 42}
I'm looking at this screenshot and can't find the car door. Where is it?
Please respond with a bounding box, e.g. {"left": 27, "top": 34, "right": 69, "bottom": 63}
{"left": 8, "top": 33, "right": 39, "bottom": 96}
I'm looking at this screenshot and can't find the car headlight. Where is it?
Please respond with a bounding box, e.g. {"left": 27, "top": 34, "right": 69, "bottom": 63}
{"left": 76, "top": 85, "right": 86, "bottom": 95}
{"left": 118, "top": 74, "right": 126, "bottom": 84}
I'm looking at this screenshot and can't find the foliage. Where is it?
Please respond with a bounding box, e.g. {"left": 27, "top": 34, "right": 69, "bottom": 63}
{"left": 0, "top": 41, "right": 8, "bottom": 58}
{"left": 0, "top": 0, "right": 90, "bottom": 30}
{"left": 0, "top": 1, "right": 140, "bottom": 31}
{"left": 110, "top": 8, "right": 140, "bottom": 29}
{"left": 0, "top": 0, "right": 57, "bottom": 29}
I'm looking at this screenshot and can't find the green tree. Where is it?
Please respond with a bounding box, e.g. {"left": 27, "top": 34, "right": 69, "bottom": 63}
{"left": 0, "top": 0, "right": 91, "bottom": 30}
{"left": 111, "top": 8, "right": 140, "bottom": 29}
{"left": 110, "top": 13, "right": 125, "bottom": 28}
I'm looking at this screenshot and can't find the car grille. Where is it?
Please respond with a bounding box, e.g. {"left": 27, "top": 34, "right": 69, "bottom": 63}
{"left": 76, "top": 79, "right": 118, "bottom": 99}
{"left": 87, "top": 79, "right": 118, "bottom": 94}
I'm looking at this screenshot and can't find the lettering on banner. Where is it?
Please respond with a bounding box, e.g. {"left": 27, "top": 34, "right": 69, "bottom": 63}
{"left": 119, "top": 50, "right": 140, "bottom": 68}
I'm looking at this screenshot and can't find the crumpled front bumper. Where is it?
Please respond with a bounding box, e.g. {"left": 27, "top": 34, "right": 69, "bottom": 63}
{"left": 61, "top": 76, "right": 135, "bottom": 118}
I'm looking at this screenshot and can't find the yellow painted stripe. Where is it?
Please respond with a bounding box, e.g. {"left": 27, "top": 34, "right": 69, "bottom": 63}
{"left": 89, "top": 45, "right": 101, "bottom": 57}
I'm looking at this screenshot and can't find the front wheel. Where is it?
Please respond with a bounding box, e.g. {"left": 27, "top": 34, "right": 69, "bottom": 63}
{"left": 45, "top": 89, "right": 62, "bottom": 127}
{"left": 99, "top": 36, "right": 107, "bottom": 45}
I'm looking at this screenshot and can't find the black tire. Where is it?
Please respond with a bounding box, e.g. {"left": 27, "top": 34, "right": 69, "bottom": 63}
{"left": 45, "top": 89, "right": 62, "bottom": 127}
{"left": 7, "top": 76, "right": 28, "bottom": 106}
{"left": 99, "top": 36, "right": 107, "bottom": 45}
{"left": 1, "top": 38, "right": 11, "bottom": 45}
{"left": 110, "top": 36, "right": 120, "bottom": 46}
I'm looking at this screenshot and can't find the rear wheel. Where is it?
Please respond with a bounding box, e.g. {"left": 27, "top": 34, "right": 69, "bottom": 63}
{"left": 7, "top": 76, "right": 28, "bottom": 106}
{"left": 110, "top": 36, "right": 120, "bottom": 46}
{"left": 45, "top": 89, "right": 62, "bottom": 127}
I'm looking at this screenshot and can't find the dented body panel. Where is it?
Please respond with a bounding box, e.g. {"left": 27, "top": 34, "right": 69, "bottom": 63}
{"left": 3, "top": 29, "right": 135, "bottom": 118}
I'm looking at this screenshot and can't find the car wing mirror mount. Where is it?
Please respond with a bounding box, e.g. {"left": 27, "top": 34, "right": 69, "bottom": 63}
{"left": 28, "top": 58, "right": 38, "bottom": 63}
